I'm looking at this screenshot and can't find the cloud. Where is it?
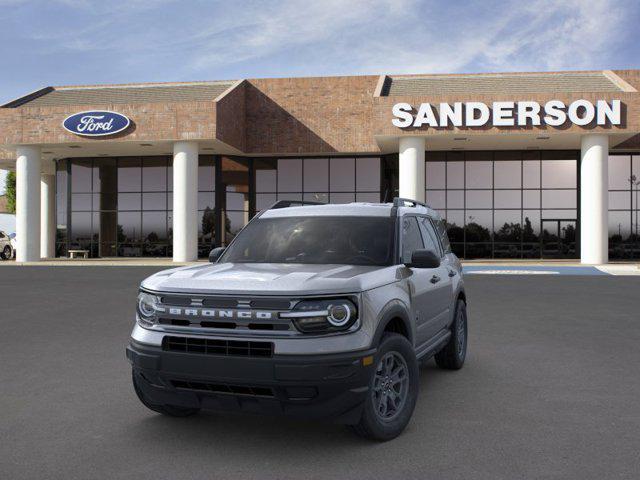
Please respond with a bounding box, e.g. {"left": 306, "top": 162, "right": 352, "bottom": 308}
{"left": 0, "top": 0, "right": 636, "bottom": 101}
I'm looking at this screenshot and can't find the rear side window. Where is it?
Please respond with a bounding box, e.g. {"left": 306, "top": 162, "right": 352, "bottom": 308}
{"left": 401, "top": 217, "right": 424, "bottom": 264}
{"left": 434, "top": 219, "right": 452, "bottom": 254}
{"left": 418, "top": 217, "right": 442, "bottom": 257}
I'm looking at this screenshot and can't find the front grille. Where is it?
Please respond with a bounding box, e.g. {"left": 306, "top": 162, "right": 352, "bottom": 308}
{"left": 162, "top": 336, "right": 274, "bottom": 357}
{"left": 154, "top": 295, "right": 296, "bottom": 334}
{"left": 171, "top": 379, "right": 274, "bottom": 397}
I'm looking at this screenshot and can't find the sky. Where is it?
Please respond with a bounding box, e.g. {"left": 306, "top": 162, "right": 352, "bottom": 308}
{"left": 1, "top": 0, "right": 639, "bottom": 193}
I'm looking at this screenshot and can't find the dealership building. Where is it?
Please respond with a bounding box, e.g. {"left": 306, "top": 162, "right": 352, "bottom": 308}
{"left": 1, "top": 69, "right": 639, "bottom": 263}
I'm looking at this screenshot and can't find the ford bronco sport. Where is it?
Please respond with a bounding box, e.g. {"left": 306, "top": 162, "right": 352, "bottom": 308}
{"left": 127, "top": 197, "right": 467, "bottom": 441}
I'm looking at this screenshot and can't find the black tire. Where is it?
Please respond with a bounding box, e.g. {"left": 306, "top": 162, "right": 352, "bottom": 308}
{"left": 132, "top": 370, "right": 200, "bottom": 417}
{"left": 349, "top": 333, "right": 419, "bottom": 441}
{"left": 1, "top": 245, "right": 11, "bottom": 260}
{"left": 434, "top": 300, "right": 467, "bottom": 370}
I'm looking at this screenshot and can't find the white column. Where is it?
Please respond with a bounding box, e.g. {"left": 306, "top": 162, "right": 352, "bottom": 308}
{"left": 580, "top": 134, "right": 609, "bottom": 264}
{"left": 398, "top": 137, "right": 425, "bottom": 202}
{"left": 172, "top": 141, "right": 198, "bottom": 262}
{"left": 16, "top": 146, "right": 41, "bottom": 262}
{"left": 40, "top": 163, "right": 56, "bottom": 259}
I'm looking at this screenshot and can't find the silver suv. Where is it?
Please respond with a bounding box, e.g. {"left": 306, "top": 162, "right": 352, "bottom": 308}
{"left": 127, "top": 198, "right": 467, "bottom": 441}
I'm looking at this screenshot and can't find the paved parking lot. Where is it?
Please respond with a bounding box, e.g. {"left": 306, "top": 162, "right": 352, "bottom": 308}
{"left": 1, "top": 267, "right": 639, "bottom": 480}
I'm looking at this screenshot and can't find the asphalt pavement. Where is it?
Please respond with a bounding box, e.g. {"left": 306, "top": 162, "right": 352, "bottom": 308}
{"left": 1, "top": 267, "right": 639, "bottom": 480}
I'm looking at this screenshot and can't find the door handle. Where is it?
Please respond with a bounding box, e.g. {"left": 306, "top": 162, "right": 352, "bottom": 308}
{"left": 448, "top": 269, "right": 457, "bottom": 277}
{"left": 430, "top": 275, "right": 441, "bottom": 284}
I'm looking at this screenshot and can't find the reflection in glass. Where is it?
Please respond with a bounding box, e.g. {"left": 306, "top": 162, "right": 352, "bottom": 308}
{"left": 494, "top": 161, "right": 521, "bottom": 188}
{"left": 447, "top": 190, "right": 464, "bottom": 209}
{"left": 356, "top": 192, "right": 380, "bottom": 203}
{"left": 71, "top": 194, "right": 92, "bottom": 211}
{"left": 70, "top": 212, "right": 92, "bottom": 250}
{"left": 356, "top": 157, "right": 380, "bottom": 191}
{"left": 143, "top": 157, "right": 167, "bottom": 191}
{"left": 277, "top": 159, "right": 302, "bottom": 192}
{"left": 117, "top": 158, "right": 142, "bottom": 191}
{"left": 143, "top": 192, "right": 167, "bottom": 211}
{"left": 305, "top": 192, "right": 329, "bottom": 203}
{"left": 330, "top": 192, "right": 355, "bottom": 204}
{"left": 118, "top": 193, "right": 141, "bottom": 211}
{"left": 256, "top": 193, "right": 277, "bottom": 210}
{"left": 304, "top": 158, "right": 328, "bottom": 191}
{"left": 523, "top": 160, "right": 540, "bottom": 188}
{"left": 608, "top": 155, "right": 630, "bottom": 190}
{"left": 118, "top": 211, "right": 141, "bottom": 241}
{"left": 426, "top": 162, "right": 445, "bottom": 189}
{"left": 330, "top": 158, "right": 355, "bottom": 192}
{"left": 198, "top": 156, "right": 215, "bottom": 191}
{"left": 71, "top": 159, "right": 92, "bottom": 193}
{"left": 465, "top": 161, "right": 492, "bottom": 188}
{"left": 466, "top": 190, "right": 492, "bottom": 209}
{"left": 447, "top": 162, "right": 464, "bottom": 189}
{"left": 142, "top": 211, "right": 167, "bottom": 242}
{"left": 494, "top": 190, "right": 521, "bottom": 208}
{"left": 542, "top": 190, "right": 576, "bottom": 209}
{"left": 541, "top": 160, "right": 576, "bottom": 188}
{"left": 523, "top": 190, "right": 540, "bottom": 209}
{"left": 255, "top": 158, "right": 277, "bottom": 192}
{"left": 426, "top": 190, "right": 446, "bottom": 210}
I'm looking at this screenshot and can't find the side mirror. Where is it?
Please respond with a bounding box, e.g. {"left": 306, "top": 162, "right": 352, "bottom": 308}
{"left": 208, "top": 247, "right": 226, "bottom": 263}
{"left": 405, "top": 249, "right": 440, "bottom": 269}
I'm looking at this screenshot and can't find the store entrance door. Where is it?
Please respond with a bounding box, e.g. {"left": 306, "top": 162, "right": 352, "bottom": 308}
{"left": 541, "top": 219, "right": 578, "bottom": 259}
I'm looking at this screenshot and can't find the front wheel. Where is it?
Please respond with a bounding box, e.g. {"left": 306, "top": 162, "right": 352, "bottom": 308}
{"left": 1, "top": 245, "right": 11, "bottom": 260}
{"left": 132, "top": 370, "right": 200, "bottom": 417}
{"left": 434, "top": 299, "right": 467, "bottom": 370}
{"left": 349, "top": 333, "right": 419, "bottom": 441}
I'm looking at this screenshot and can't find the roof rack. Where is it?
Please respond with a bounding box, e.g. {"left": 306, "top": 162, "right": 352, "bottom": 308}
{"left": 392, "top": 197, "right": 431, "bottom": 209}
{"left": 268, "top": 200, "right": 325, "bottom": 210}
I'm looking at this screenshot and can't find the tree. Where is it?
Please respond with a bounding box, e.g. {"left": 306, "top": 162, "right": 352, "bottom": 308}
{"left": 202, "top": 207, "right": 215, "bottom": 240}
{"left": 5, "top": 171, "right": 16, "bottom": 214}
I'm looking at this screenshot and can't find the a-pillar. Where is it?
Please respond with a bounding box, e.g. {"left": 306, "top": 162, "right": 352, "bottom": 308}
{"left": 580, "top": 134, "right": 609, "bottom": 264}
{"left": 172, "top": 141, "right": 198, "bottom": 262}
{"left": 16, "top": 146, "right": 41, "bottom": 262}
{"left": 398, "top": 137, "right": 425, "bottom": 202}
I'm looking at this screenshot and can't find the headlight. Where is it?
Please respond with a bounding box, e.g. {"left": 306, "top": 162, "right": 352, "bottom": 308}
{"left": 137, "top": 291, "right": 160, "bottom": 327}
{"left": 281, "top": 298, "right": 358, "bottom": 334}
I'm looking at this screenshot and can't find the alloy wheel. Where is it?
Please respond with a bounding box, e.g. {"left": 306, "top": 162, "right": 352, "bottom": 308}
{"left": 373, "top": 351, "right": 410, "bottom": 421}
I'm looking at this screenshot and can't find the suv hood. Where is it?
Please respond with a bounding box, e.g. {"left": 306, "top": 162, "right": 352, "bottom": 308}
{"left": 141, "top": 262, "right": 398, "bottom": 296}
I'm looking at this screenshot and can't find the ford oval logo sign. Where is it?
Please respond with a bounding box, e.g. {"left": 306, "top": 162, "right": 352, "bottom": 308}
{"left": 62, "top": 110, "right": 130, "bottom": 137}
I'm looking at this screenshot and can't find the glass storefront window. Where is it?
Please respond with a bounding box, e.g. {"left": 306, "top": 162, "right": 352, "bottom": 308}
{"left": 608, "top": 154, "right": 639, "bottom": 259}
{"left": 424, "top": 150, "right": 579, "bottom": 259}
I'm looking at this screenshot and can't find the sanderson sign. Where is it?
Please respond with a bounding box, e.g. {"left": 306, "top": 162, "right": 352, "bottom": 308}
{"left": 63, "top": 110, "right": 131, "bottom": 137}
{"left": 391, "top": 100, "right": 622, "bottom": 128}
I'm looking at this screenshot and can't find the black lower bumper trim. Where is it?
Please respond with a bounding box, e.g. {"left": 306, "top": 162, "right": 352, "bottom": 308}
{"left": 127, "top": 340, "right": 376, "bottom": 423}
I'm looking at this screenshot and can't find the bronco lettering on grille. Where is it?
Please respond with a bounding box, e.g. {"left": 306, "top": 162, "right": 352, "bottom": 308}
{"left": 159, "top": 307, "right": 274, "bottom": 320}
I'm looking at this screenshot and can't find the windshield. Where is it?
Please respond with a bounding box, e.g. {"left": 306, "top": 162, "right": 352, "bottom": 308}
{"left": 220, "top": 216, "right": 396, "bottom": 266}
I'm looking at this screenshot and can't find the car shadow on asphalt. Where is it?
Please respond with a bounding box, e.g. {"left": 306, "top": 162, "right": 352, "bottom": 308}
{"left": 123, "top": 360, "right": 452, "bottom": 450}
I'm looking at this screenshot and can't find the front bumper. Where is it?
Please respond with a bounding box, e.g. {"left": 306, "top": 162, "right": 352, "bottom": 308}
{"left": 126, "top": 340, "right": 376, "bottom": 424}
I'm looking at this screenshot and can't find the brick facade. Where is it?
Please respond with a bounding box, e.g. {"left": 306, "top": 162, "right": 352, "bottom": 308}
{"left": 0, "top": 70, "right": 639, "bottom": 157}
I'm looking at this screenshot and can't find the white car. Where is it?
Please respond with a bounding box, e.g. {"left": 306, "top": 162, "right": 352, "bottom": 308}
{"left": 0, "top": 230, "right": 13, "bottom": 260}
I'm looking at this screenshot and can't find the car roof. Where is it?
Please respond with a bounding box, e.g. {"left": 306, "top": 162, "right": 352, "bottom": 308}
{"left": 259, "top": 202, "right": 442, "bottom": 220}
